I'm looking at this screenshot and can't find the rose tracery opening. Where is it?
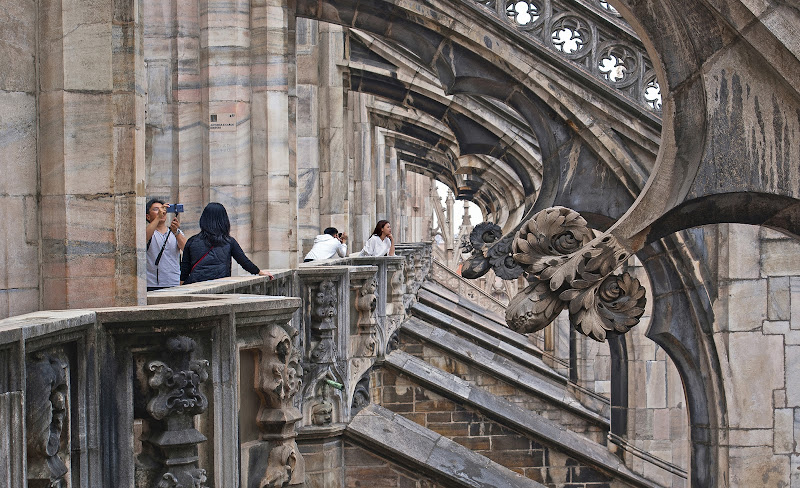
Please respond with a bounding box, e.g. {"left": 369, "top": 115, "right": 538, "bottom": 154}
{"left": 551, "top": 17, "right": 590, "bottom": 55}
{"left": 598, "top": 46, "right": 636, "bottom": 83}
{"left": 506, "top": 0, "right": 540, "bottom": 26}
{"left": 644, "top": 78, "right": 662, "bottom": 110}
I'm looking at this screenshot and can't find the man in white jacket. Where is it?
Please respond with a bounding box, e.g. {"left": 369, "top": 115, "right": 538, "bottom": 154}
{"left": 303, "top": 227, "right": 348, "bottom": 262}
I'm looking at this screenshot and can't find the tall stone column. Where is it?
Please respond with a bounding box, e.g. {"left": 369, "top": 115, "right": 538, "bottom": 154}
{"left": 295, "top": 18, "right": 321, "bottom": 254}
{"left": 386, "top": 139, "right": 400, "bottom": 243}
{"left": 251, "top": 0, "right": 298, "bottom": 268}
{"left": 0, "top": 0, "right": 38, "bottom": 317}
{"left": 374, "top": 127, "right": 387, "bottom": 220}
{"left": 350, "top": 92, "right": 372, "bottom": 253}
{"left": 203, "top": 0, "right": 254, "bottom": 271}
{"left": 318, "top": 23, "right": 348, "bottom": 237}
{"left": 39, "top": 0, "right": 144, "bottom": 309}
{"left": 142, "top": 0, "right": 205, "bottom": 234}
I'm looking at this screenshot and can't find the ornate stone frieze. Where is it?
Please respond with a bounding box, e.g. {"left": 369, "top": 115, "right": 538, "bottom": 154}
{"left": 144, "top": 336, "right": 209, "bottom": 488}
{"left": 25, "top": 351, "right": 69, "bottom": 487}
{"left": 471, "top": 0, "right": 662, "bottom": 113}
{"left": 506, "top": 206, "right": 647, "bottom": 342}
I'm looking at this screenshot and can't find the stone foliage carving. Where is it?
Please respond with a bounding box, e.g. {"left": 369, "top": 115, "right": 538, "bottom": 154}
{"left": 506, "top": 206, "right": 646, "bottom": 341}
{"left": 256, "top": 324, "right": 303, "bottom": 414}
{"left": 144, "top": 336, "right": 210, "bottom": 488}
{"left": 310, "top": 280, "right": 338, "bottom": 364}
{"left": 396, "top": 244, "right": 434, "bottom": 310}
{"left": 354, "top": 277, "right": 378, "bottom": 357}
{"left": 253, "top": 323, "right": 305, "bottom": 487}
{"left": 460, "top": 222, "right": 524, "bottom": 280}
{"left": 25, "top": 351, "right": 69, "bottom": 487}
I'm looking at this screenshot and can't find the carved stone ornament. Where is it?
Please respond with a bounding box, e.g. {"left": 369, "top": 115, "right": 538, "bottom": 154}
{"left": 261, "top": 443, "right": 300, "bottom": 488}
{"left": 355, "top": 277, "right": 378, "bottom": 357}
{"left": 351, "top": 376, "right": 370, "bottom": 414}
{"left": 506, "top": 206, "right": 646, "bottom": 342}
{"left": 461, "top": 222, "right": 525, "bottom": 280}
{"left": 310, "top": 280, "right": 338, "bottom": 364}
{"left": 251, "top": 323, "right": 305, "bottom": 488}
{"left": 25, "top": 351, "right": 69, "bottom": 487}
{"left": 144, "top": 336, "right": 209, "bottom": 488}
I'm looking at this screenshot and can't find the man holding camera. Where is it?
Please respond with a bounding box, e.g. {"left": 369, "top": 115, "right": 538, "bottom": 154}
{"left": 303, "top": 227, "right": 348, "bottom": 262}
{"left": 146, "top": 198, "right": 187, "bottom": 290}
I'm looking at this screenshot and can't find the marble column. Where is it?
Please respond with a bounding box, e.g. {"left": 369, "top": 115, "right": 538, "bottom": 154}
{"left": 39, "top": 0, "right": 143, "bottom": 310}
{"left": 295, "top": 18, "right": 321, "bottom": 255}
{"left": 251, "top": 0, "right": 298, "bottom": 268}
{"left": 204, "top": 0, "right": 254, "bottom": 273}
{"left": 317, "top": 23, "right": 348, "bottom": 238}
{"left": 349, "top": 92, "right": 372, "bottom": 253}
{"left": 386, "top": 140, "right": 400, "bottom": 244}
{"left": 374, "top": 127, "right": 386, "bottom": 221}
{"left": 0, "top": 0, "right": 38, "bottom": 317}
{"left": 142, "top": 0, "right": 204, "bottom": 234}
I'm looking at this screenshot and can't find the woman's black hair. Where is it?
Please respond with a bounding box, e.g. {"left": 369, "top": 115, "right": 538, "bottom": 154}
{"left": 371, "top": 220, "right": 390, "bottom": 237}
{"left": 198, "top": 202, "right": 231, "bottom": 245}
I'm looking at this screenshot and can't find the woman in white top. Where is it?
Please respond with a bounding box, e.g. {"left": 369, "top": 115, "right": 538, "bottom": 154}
{"left": 359, "top": 220, "right": 395, "bottom": 256}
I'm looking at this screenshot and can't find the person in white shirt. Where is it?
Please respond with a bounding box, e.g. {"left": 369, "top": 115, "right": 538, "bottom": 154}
{"left": 304, "top": 227, "right": 348, "bottom": 262}
{"left": 145, "top": 198, "right": 187, "bottom": 291}
{"left": 359, "top": 220, "right": 395, "bottom": 257}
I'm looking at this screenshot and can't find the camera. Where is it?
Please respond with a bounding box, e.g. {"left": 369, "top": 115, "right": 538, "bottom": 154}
{"left": 166, "top": 203, "right": 184, "bottom": 213}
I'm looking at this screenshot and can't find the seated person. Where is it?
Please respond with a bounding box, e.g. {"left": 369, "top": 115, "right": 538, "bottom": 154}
{"left": 304, "top": 227, "right": 348, "bottom": 262}
{"left": 359, "top": 220, "right": 395, "bottom": 256}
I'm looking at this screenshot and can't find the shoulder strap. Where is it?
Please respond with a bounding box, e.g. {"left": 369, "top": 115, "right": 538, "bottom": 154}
{"left": 190, "top": 246, "right": 214, "bottom": 273}
{"left": 154, "top": 230, "right": 172, "bottom": 266}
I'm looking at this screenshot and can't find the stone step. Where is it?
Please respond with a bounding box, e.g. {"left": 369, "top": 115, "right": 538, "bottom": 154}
{"left": 346, "top": 403, "right": 545, "bottom": 488}
{"left": 381, "top": 350, "right": 661, "bottom": 488}
{"left": 417, "top": 283, "right": 555, "bottom": 364}
{"left": 410, "top": 301, "right": 569, "bottom": 388}
{"left": 401, "top": 316, "right": 610, "bottom": 439}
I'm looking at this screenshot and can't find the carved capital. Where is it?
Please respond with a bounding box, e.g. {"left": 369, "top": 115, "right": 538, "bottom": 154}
{"left": 506, "top": 207, "right": 647, "bottom": 342}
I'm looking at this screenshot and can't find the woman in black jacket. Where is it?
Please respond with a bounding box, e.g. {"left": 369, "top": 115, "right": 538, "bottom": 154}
{"left": 180, "top": 202, "right": 273, "bottom": 284}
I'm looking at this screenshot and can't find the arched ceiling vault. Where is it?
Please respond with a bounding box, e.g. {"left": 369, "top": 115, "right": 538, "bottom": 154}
{"left": 367, "top": 100, "right": 527, "bottom": 223}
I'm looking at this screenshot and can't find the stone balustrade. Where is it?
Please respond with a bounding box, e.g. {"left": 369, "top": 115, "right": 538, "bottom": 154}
{"left": 0, "top": 250, "right": 429, "bottom": 488}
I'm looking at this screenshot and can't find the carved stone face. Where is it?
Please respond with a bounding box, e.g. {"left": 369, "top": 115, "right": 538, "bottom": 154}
{"left": 311, "top": 401, "right": 333, "bottom": 426}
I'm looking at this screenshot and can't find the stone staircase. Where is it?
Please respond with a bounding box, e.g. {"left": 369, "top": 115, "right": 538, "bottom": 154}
{"left": 349, "top": 280, "right": 664, "bottom": 488}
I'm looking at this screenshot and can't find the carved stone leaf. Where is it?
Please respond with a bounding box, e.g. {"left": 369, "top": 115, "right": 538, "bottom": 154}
{"left": 564, "top": 272, "right": 647, "bottom": 341}
{"left": 505, "top": 280, "right": 565, "bottom": 334}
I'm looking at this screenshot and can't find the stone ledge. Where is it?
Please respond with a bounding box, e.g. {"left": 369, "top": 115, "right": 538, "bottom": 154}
{"left": 346, "top": 403, "right": 545, "bottom": 488}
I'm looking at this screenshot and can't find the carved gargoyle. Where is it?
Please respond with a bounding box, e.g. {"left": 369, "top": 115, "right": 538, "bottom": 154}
{"left": 25, "top": 352, "right": 69, "bottom": 487}
{"left": 505, "top": 207, "right": 646, "bottom": 342}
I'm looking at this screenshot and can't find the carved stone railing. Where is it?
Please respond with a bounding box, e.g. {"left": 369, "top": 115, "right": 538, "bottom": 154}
{"left": 463, "top": 0, "right": 663, "bottom": 115}
{"left": 394, "top": 242, "right": 433, "bottom": 311}
{"left": 0, "top": 253, "right": 426, "bottom": 488}
{"left": 430, "top": 258, "right": 508, "bottom": 317}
